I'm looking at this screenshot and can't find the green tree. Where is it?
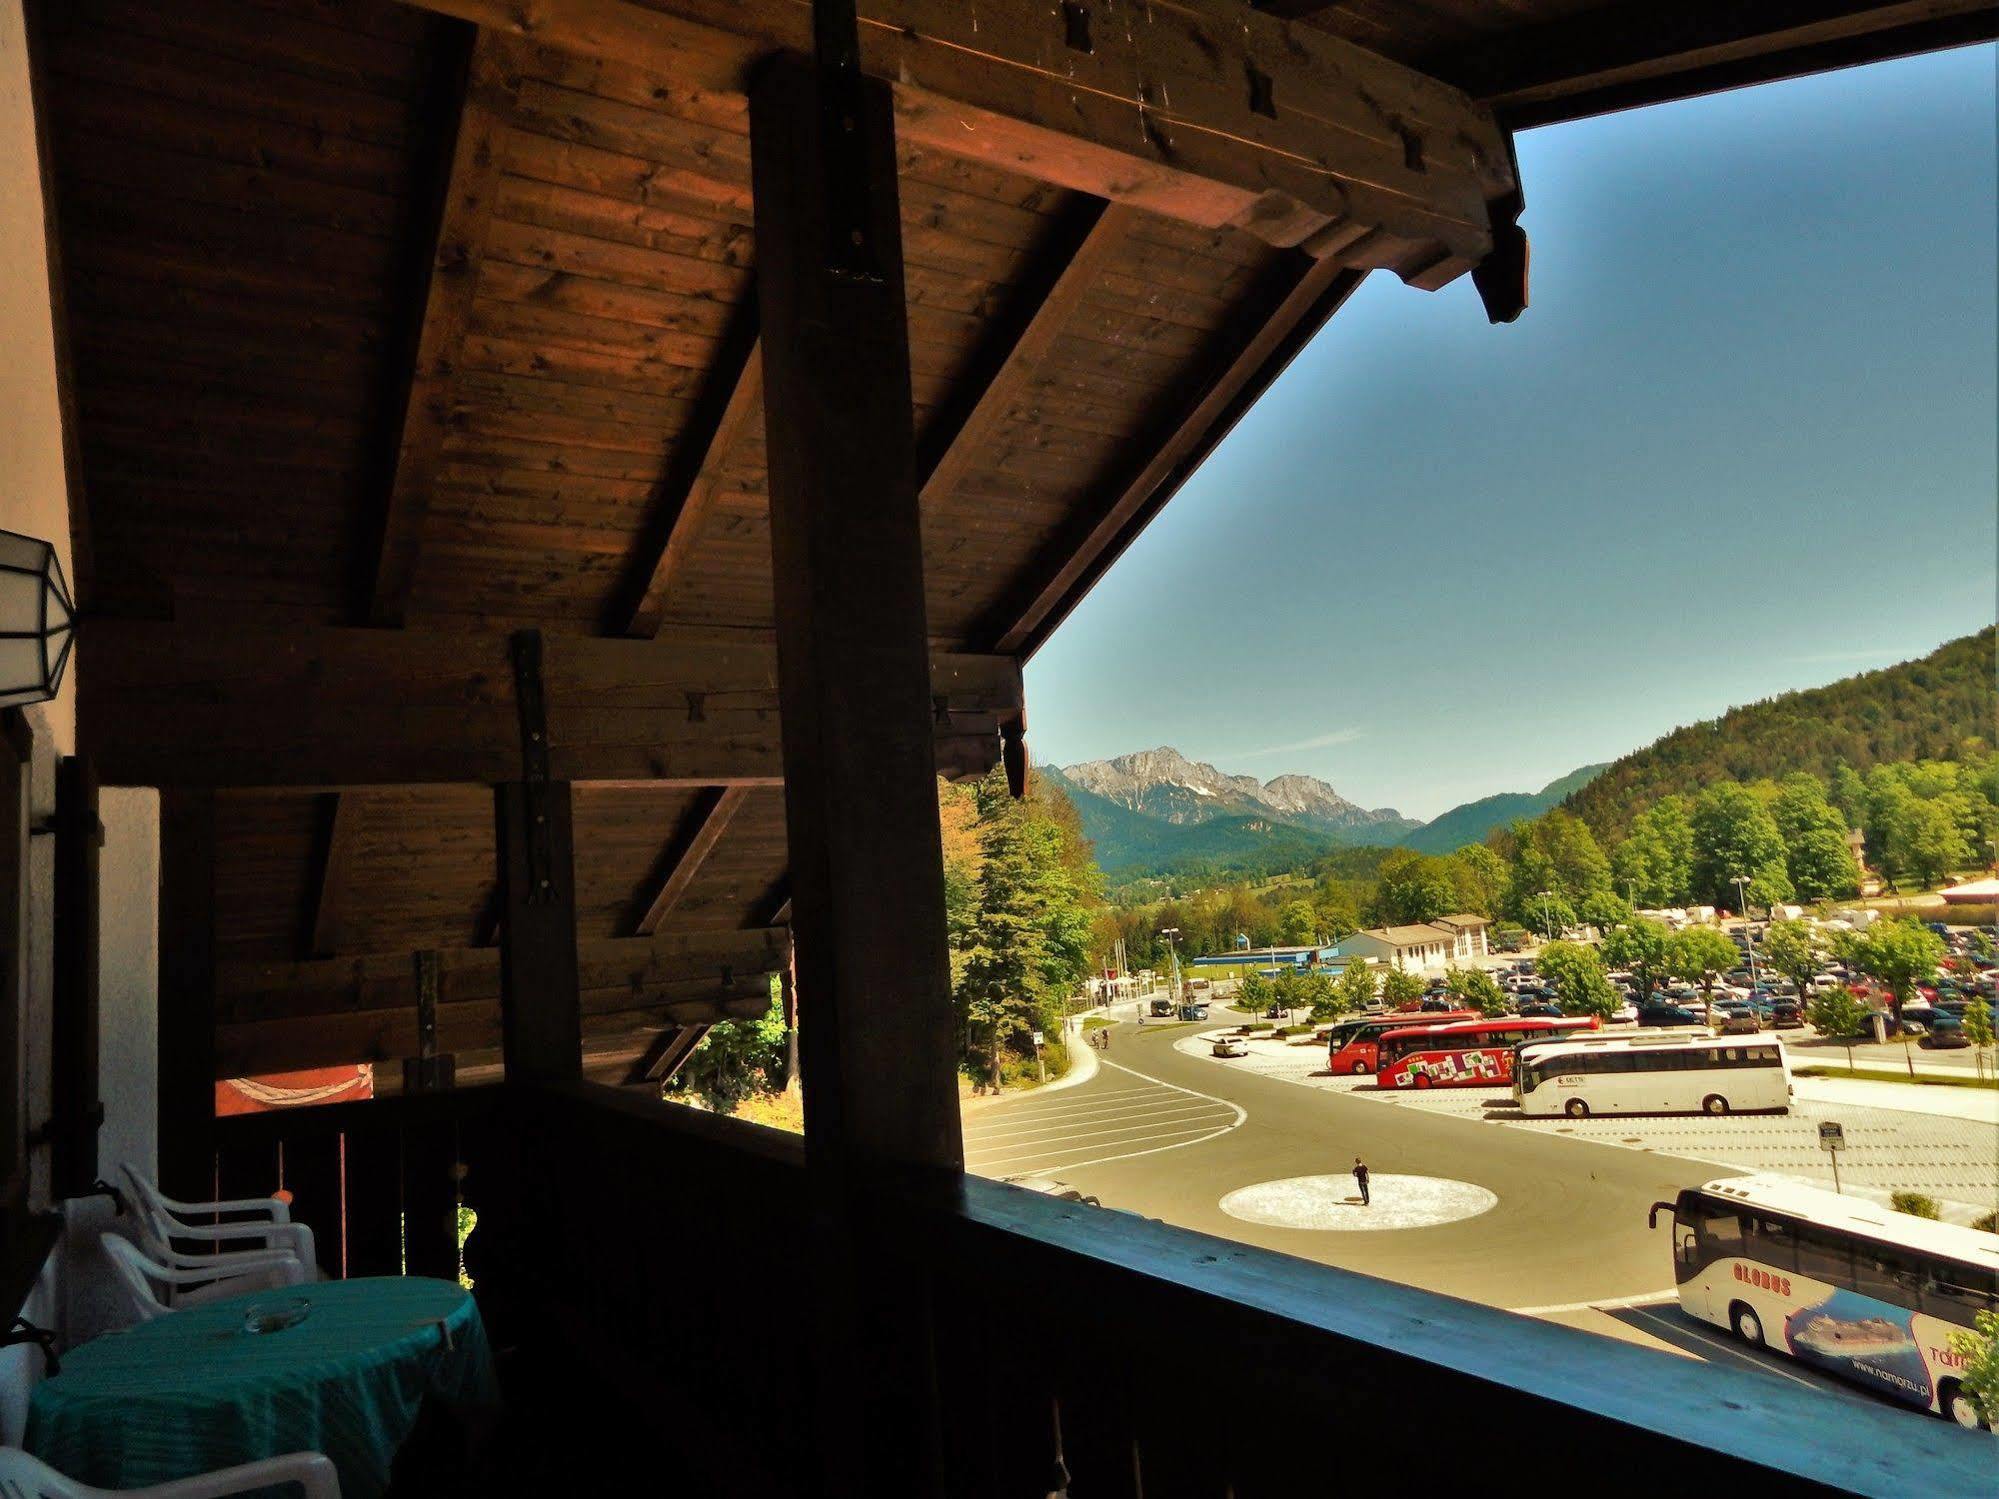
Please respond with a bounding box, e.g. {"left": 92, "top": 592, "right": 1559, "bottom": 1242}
{"left": 956, "top": 771, "right": 1097, "bottom": 1089}
{"left": 1578, "top": 887, "right": 1633, "bottom": 934}
{"left": 1444, "top": 965, "right": 1509, "bottom": 1017}
{"left": 671, "top": 993, "right": 789, "bottom": 1114}
{"left": 1538, "top": 941, "right": 1619, "bottom": 1020}
{"left": 1690, "top": 783, "right": 1790, "bottom": 910}
{"left": 1236, "top": 968, "right": 1275, "bottom": 1018}
{"left": 1613, "top": 796, "right": 1695, "bottom": 906}
{"left": 1964, "top": 997, "right": 1995, "bottom": 1081}
{"left": 1276, "top": 965, "right": 1334, "bottom": 1020}
{"left": 1806, "top": 987, "right": 1871, "bottom": 1069}
{"left": 1844, "top": 919, "right": 1946, "bottom": 1013}
{"left": 1667, "top": 926, "right": 1740, "bottom": 1007}
{"left": 1380, "top": 967, "right": 1426, "bottom": 1010}
{"left": 1278, "top": 900, "right": 1319, "bottom": 946}
{"left": 1371, "top": 849, "right": 1458, "bottom": 926}
{"left": 1509, "top": 810, "right": 1613, "bottom": 918}
{"left": 1447, "top": 843, "right": 1508, "bottom": 918}
{"left": 1335, "top": 961, "right": 1377, "bottom": 1014}
{"left": 1601, "top": 918, "right": 1672, "bottom": 1002}
{"left": 1945, "top": 1309, "right": 1999, "bottom": 1427}
{"left": 1899, "top": 796, "right": 1972, "bottom": 887}
{"left": 1770, "top": 774, "right": 1859, "bottom": 900}
{"left": 1761, "top": 919, "right": 1824, "bottom": 1000}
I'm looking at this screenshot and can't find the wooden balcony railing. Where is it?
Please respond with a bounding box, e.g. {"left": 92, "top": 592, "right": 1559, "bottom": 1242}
{"left": 211, "top": 1085, "right": 1993, "bottom": 1498}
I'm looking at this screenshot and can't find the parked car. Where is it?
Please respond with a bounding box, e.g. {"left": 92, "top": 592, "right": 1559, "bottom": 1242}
{"left": 1179, "top": 1002, "right": 1209, "bottom": 1021}
{"left": 1639, "top": 1002, "right": 1702, "bottom": 1027}
{"left": 1517, "top": 999, "right": 1563, "bottom": 1019}
{"left": 1149, "top": 998, "right": 1175, "bottom": 1017}
{"left": 1920, "top": 1013, "right": 1969, "bottom": 1049}
{"left": 1770, "top": 1000, "right": 1804, "bottom": 1029}
{"left": 1211, "top": 1035, "right": 1249, "bottom": 1058}
{"left": 1419, "top": 996, "right": 1457, "bottom": 1012}
{"left": 1715, "top": 1003, "right": 1760, "bottom": 1035}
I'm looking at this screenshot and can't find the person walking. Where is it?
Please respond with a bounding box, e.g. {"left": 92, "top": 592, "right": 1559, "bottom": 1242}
{"left": 1352, "top": 1156, "right": 1371, "bottom": 1207}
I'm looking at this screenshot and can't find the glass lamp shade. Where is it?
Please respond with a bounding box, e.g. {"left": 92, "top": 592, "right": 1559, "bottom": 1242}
{"left": 0, "top": 528, "right": 75, "bottom": 710}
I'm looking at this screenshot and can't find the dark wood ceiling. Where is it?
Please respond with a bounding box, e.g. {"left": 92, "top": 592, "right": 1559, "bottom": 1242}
{"left": 39, "top": 0, "right": 1987, "bottom": 1083}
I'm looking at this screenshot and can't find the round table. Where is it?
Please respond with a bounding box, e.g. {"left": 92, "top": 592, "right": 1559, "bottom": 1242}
{"left": 27, "top": 1276, "right": 498, "bottom": 1498}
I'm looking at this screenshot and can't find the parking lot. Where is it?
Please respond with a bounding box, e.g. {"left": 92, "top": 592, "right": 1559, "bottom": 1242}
{"left": 1174, "top": 1029, "right": 1999, "bottom": 1209}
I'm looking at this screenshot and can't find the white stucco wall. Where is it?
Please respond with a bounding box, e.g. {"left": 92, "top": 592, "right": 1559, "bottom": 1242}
{"left": 0, "top": 0, "right": 75, "bottom": 757}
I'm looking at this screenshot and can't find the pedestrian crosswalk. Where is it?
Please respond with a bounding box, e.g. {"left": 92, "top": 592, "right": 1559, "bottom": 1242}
{"left": 962, "top": 1060, "right": 1243, "bottom": 1179}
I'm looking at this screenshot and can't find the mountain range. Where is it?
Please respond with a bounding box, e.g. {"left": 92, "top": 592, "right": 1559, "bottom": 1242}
{"left": 1044, "top": 746, "right": 1597, "bottom": 876}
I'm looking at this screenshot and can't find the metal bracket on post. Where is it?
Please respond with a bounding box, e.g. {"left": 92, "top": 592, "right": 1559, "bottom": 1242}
{"left": 509, "top": 629, "right": 558, "bottom": 907}
{"left": 403, "top": 949, "right": 456, "bottom": 1093}
{"left": 812, "top": 0, "right": 881, "bottom": 285}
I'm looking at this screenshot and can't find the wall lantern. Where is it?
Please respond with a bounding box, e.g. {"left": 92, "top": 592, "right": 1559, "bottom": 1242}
{"left": 0, "top": 528, "right": 75, "bottom": 709}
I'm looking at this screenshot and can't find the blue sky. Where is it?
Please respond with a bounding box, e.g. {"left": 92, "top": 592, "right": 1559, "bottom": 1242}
{"left": 1025, "top": 45, "right": 1998, "bottom": 823}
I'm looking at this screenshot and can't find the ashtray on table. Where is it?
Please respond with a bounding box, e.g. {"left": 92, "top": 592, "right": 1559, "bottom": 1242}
{"left": 242, "top": 1298, "right": 312, "bottom": 1335}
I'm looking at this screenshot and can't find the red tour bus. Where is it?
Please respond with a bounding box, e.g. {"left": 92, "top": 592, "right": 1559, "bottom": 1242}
{"left": 1377, "top": 1016, "right": 1598, "bottom": 1089}
{"left": 1325, "top": 1010, "right": 1476, "bottom": 1075}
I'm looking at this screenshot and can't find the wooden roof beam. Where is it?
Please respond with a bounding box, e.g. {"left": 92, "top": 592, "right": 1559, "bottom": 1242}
{"left": 634, "top": 786, "right": 750, "bottom": 935}
{"left": 216, "top": 926, "right": 789, "bottom": 1078}
{"left": 985, "top": 255, "right": 1367, "bottom": 657}
{"left": 919, "top": 201, "right": 1135, "bottom": 505}
{"left": 365, "top": 31, "right": 524, "bottom": 627}
{"left": 81, "top": 619, "right": 1021, "bottom": 788}
{"left": 625, "top": 1023, "right": 710, "bottom": 1085}
{"left": 613, "top": 319, "right": 763, "bottom": 639}
{"left": 1426, "top": 0, "right": 1999, "bottom": 128}
{"left": 306, "top": 794, "right": 364, "bottom": 958}
{"left": 398, "top": 0, "right": 1518, "bottom": 288}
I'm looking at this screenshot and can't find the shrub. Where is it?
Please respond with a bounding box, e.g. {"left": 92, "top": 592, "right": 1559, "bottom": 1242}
{"left": 1971, "top": 1210, "right": 1996, "bottom": 1234}
{"left": 1891, "top": 1191, "right": 1941, "bottom": 1220}
{"left": 1242, "top": 1022, "right": 1275, "bottom": 1033}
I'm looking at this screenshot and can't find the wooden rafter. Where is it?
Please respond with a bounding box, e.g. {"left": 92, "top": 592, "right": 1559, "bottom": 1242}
{"left": 985, "top": 256, "right": 1368, "bottom": 657}
{"left": 306, "top": 794, "right": 365, "bottom": 958}
{"left": 614, "top": 320, "right": 763, "bottom": 638}
{"left": 624, "top": 1023, "right": 709, "bottom": 1086}
{"left": 917, "top": 203, "right": 1135, "bottom": 506}
{"left": 81, "top": 620, "right": 1022, "bottom": 788}
{"left": 366, "top": 31, "right": 523, "bottom": 626}
{"left": 635, "top": 786, "right": 750, "bottom": 935}
{"left": 398, "top": 0, "right": 1516, "bottom": 286}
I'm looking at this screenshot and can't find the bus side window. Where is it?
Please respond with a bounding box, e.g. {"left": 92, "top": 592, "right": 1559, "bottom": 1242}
{"left": 1924, "top": 1264, "right": 1999, "bottom": 1325}
{"left": 1798, "top": 1228, "right": 1856, "bottom": 1292}
{"left": 1698, "top": 1205, "right": 1745, "bottom": 1251}
{"left": 1750, "top": 1216, "right": 1799, "bottom": 1272}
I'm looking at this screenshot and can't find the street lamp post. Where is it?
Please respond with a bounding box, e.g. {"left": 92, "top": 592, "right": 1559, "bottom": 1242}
{"left": 1157, "top": 927, "right": 1181, "bottom": 1019}
{"left": 1733, "top": 874, "right": 1761, "bottom": 988}
{"left": 1537, "top": 890, "right": 1556, "bottom": 942}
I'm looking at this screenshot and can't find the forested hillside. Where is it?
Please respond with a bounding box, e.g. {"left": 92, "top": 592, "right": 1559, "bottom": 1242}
{"left": 1399, "top": 764, "right": 1607, "bottom": 854}
{"left": 1565, "top": 629, "right": 1996, "bottom": 841}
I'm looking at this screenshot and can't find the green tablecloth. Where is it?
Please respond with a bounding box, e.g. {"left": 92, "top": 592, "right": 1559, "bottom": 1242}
{"left": 27, "top": 1276, "right": 497, "bottom": 1497}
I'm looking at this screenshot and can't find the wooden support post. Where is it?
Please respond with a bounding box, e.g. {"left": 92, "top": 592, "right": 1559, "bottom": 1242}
{"left": 158, "top": 791, "right": 216, "bottom": 1201}
{"left": 51, "top": 756, "right": 102, "bottom": 1198}
{"left": 494, "top": 782, "right": 581, "bottom": 1084}
{"left": 752, "top": 40, "right": 960, "bottom": 1495}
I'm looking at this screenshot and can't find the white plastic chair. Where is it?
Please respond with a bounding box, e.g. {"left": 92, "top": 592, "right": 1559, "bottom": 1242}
{"left": 98, "top": 1234, "right": 305, "bottom": 1323}
{"left": 118, "top": 1165, "right": 320, "bottom": 1280}
{"left": 0, "top": 1446, "right": 338, "bottom": 1498}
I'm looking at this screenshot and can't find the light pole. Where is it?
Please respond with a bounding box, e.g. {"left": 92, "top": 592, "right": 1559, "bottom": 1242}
{"left": 1537, "top": 890, "right": 1556, "bottom": 943}
{"left": 1733, "top": 874, "right": 1761, "bottom": 989}
{"left": 1157, "top": 927, "right": 1181, "bottom": 1019}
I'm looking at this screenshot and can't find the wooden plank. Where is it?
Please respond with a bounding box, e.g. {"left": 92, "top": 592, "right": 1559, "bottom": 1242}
{"left": 307, "top": 793, "right": 364, "bottom": 957}
{"left": 158, "top": 791, "right": 217, "bottom": 1201}
{"left": 1424, "top": 0, "right": 1999, "bottom": 127}
{"left": 625, "top": 1022, "right": 707, "bottom": 1085}
{"left": 917, "top": 201, "right": 1131, "bottom": 506}
{"left": 614, "top": 318, "right": 762, "bottom": 637}
{"left": 367, "top": 31, "right": 526, "bottom": 626}
{"left": 634, "top": 785, "right": 749, "bottom": 935}
{"left": 401, "top": 0, "right": 1515, "bottom": 285}
{"left": 986, "top": 255, "right": 1366, "bottom": 655}
{"left": 82, "top": 620, "right": 1021, "bottom": 788}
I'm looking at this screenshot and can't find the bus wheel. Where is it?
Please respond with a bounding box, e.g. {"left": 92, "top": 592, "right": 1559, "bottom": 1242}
{"left": 1354, "top": 1061, "right": 1371, "bottom": 1075}
{"left": 1731, "top": 1302, "right": 1764, "bottom": 1348}
{"left": 1703, "top": 1094, "right": 1730, "bottom": 1115}
{"left": 1942, "top": 1381, "right": 1986, "bottom": 1430}
{"left": 1564, "top": 1098, "right": 1589, "bottom": 1118}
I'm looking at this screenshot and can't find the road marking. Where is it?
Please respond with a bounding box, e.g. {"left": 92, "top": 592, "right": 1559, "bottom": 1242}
{"left": 966, "top": 1056, "right": 1247, "bottom": 1176}
{"left": 967, "top": 1108, "right": 1234, "bottom": 1155}
{"left": 965, "top": 1101, "right": 1230, "bottom": 1142}
{"left": 963, "top": 1094, "right": 1214, "bottom": 1131}
{"left": 1510, "top": 1289, "right": 1680, "bottom": 1315}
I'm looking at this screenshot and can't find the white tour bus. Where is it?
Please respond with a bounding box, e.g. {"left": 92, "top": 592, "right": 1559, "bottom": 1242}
{"left": 1651, "top": 1175, "right": 1999, "bottom": 1427}
{"left": 1514, "top": 1033, "right": 1790, "bottom": 1117}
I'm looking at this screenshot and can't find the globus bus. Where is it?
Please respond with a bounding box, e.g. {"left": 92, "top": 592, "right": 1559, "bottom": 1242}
{"left": 1516, "top": 1034, "right": 1791, "bottom": 1117}
{"left": 1650, "top": 1175, "right": 1999, "bottom": 1427}
{"left": 1376, "top": 1016, "right": 1597, "bottom": 1089}
{"left": 1325, "top": 1010, "right": 1475, "bottom": 1075}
